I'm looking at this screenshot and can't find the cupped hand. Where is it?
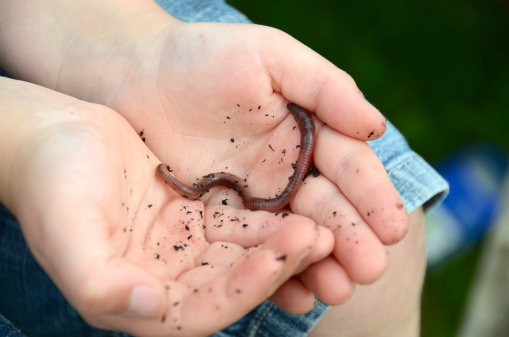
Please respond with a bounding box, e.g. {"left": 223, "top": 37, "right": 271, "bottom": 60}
{"left": 0, "top": 78, "right": 333, "bottom": 336}
{"left": 62, "top": 17, "right": 409, "bottom": 306}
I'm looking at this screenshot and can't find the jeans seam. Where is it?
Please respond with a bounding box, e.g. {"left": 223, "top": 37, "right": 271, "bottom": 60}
{"left": 246, "top": 302, "right": 274, "bottom": 337}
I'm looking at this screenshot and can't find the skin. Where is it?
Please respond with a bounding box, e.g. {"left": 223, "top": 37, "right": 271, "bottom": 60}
{"left": 310, "top": 208, "right": 425, "bottom": 337}
{"left": 0, "top": 0, "right": 415, "bottom": 335}
{"left": 156, "top": 103, "right": 315, "bottom": 212}
{"left": 0, "top": 77, "right": 334, "bottom": 336}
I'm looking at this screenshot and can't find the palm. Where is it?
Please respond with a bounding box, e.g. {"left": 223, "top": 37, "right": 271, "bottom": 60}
{"left": 110, "top": 23, "right": 307, "bottom": 206}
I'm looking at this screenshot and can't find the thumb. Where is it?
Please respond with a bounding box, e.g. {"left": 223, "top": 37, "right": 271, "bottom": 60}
{"left": 12, "top": 159, "right": 167, "bottom": 322}
{"left": 70, "top": 257, "right": 167, "bottom": 320}
{"left": 23, "top": 204, "right": 167, "bottom": 321}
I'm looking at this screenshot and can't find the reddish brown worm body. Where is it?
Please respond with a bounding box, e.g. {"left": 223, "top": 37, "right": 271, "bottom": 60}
{"left": 156, "top": 103, "right": 315, "bottom": 212}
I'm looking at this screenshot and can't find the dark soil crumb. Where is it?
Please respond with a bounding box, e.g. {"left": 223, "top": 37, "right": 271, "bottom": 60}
{"left": 304, "top": 166, "right": 320, "bottom": 179}
{"left": 276, "top": 255, "right": 287, "bottom": 261}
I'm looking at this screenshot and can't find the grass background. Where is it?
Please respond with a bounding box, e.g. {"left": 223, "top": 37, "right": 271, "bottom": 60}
{"left": 226, "top": 1, "right": 509, "bottom": 336}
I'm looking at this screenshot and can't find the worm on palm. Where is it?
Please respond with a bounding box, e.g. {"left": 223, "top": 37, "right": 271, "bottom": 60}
{"left": 156, "top": 103, "right": 315, "bottom": 212}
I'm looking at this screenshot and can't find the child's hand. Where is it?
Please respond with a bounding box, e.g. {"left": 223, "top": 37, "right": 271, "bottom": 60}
{"left": 0, "top": 78, "right": 334, "bottom": 335}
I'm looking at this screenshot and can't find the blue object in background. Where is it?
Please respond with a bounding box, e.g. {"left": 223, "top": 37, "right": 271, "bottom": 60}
{"left": 426, "top": 142, "right": 508, "bottom": 268}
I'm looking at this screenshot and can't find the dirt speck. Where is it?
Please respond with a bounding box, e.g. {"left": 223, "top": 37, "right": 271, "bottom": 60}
{"left": 276, "top": 255, "right": 287, "bottom": 261}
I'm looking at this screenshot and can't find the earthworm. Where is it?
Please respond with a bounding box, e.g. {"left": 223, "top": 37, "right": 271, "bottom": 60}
{"left": 156, "top": 103, "right": 315, "bottom": 212}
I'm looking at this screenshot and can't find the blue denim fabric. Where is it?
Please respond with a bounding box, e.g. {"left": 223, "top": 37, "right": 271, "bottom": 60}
{"left": 157, "top": 0, "right": 250, "bottom": 23}
{"left": 0, "top": 0, "right": 448, "bottom": 336}
{"left": 0, "top": 314, "right": 25, "bottom": 337}
{"left": 369, "top": 121, "right": 448, "bottom": 213}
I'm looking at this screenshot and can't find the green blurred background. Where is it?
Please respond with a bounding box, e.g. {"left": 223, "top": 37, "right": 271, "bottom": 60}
{"left": 227, "top": 1, "right": 509, "bottom": 336}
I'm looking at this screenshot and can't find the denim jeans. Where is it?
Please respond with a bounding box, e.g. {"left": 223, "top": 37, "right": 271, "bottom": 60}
{"left": 0, "top": 0, "right": 448, "bottom": 336}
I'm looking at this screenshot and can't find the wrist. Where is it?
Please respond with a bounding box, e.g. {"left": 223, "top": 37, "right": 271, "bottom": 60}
{"left": 0, "top": 0, "right": 178, "bottom": 102}
{"left": 0, "top": 77, "right": 96, "bottom": 213}
{"left": 0, "top": 78, "right": 59, "bottom": 210}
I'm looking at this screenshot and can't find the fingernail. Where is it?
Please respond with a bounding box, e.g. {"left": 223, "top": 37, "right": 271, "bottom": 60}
{"left": 128, "top": 285, "right": 159, "bottom": 318}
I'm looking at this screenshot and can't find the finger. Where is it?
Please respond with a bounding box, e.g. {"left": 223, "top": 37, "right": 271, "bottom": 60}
{"left": 262, "top": 28, "right": 386, "bottom": 140}
{"left": 82, "top": 247, "right": 289, "bottom": 336}
{"left": 269, "top": 277, "right": 316, "bottom": 314}
{"left": 300, "top": 256, "right": 355, "bottom": 306}
{"left": 203, "top": 205, "right": 291, "bottom": 248}
{"left": 203, "top": 205, "right": 314, "bottom": 243}
{"left": 203, "top": 205, "right": 335, "bottom": 269}
{"left": 291, "top": 174, "right": 388, "bottom": 284}
{"left": 314, "top": 126, "right": 409, "bottom": 245}
{"left": 196, "top": 241, "right": 245, "bottom": 267}
{"left": 114, "top": 219, "right": 325, "bottom": 336}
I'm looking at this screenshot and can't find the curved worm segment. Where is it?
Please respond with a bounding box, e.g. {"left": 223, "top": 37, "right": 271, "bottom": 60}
{"left": 155, "top": 103, "right": 316, "bottom": 211}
